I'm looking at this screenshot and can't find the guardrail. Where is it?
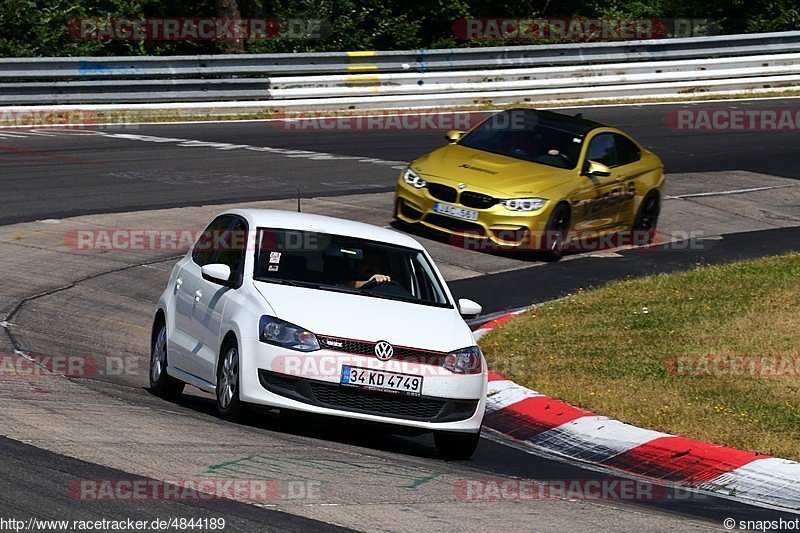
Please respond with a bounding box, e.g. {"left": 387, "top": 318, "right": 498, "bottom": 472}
{"left": 1, "top": 30, "right": 800, "bottom": 107}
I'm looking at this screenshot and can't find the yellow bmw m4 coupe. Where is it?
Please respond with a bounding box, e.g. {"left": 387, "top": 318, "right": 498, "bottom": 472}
{"left": 394, "top": 108, "right": 665, "bottom": 260}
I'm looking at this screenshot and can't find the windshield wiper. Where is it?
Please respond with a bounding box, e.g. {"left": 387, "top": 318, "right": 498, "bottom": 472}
{"left": 255, "top": 278, "right": 319, "bottom": 289}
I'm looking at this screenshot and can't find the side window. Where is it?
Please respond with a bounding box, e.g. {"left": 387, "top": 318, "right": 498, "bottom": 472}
{"left": 192, "top": 215, "right": 234, "bottom": 267}
{"left": 585, "top": 133, "right": 618, "bottom": 168}
{"left": 216, "top": 217, "right": 248, "bottom": 286}
{"left": 613, "top": 134, "right": 642, "bottom": 166}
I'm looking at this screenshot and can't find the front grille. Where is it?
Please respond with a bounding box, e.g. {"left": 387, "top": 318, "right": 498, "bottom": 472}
{"left": 258, "top": 370, "right": 479, "bottom": 422}
{"left": 310, "top": 382, "right": 446, "bottom": 419}
{"left": 427, "top": 182, "right": 457, "bottom": 203}
{"left": 460, "top": 191, "right": 497, "bottom": 209}
{"left": 317, "top": 336, "right": 447, "bottom": 365}
{"left": 423, "top": 213, "right": 486, "bottom": 236}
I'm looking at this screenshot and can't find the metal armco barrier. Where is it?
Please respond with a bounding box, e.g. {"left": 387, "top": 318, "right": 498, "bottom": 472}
{"left": 1, "top": 31, "right": 799, "bottom": 106}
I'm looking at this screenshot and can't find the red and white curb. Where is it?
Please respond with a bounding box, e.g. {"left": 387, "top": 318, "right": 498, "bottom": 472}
{"left": 473, "top": 310, "right": 800, "bottom": 511}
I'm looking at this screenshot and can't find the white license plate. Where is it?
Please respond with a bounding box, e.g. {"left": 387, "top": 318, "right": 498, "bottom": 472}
{"left": 340, "top": 365, "right": 423, "bottom": 396}
{"left": 434, "top": 202, "right": 479, "bottom": 221}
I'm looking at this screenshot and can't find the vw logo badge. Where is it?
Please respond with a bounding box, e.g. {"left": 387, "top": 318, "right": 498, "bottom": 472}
{"left": 374, "top": 341, "right": 394, "bottom": 361}
{"left": 458, "top": 183, "right": 467, "bottom": 190}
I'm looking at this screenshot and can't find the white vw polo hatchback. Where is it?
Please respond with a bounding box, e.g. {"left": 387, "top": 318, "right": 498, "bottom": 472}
{"left": 151, "top": 209, "right": 487, "bottom": 458}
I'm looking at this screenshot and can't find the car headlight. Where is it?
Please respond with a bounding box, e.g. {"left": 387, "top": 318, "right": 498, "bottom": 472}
{"left": 259, "top": 316, "right": 320, "bottom": 352}
{"left": 402, "top": 167, "right": 427, "bottom": 189}
{"left": 500, "top": 198, "right": 547, "bottom": 212}
{"left": 443, "top": 346, "right": 482, "bottom": 374}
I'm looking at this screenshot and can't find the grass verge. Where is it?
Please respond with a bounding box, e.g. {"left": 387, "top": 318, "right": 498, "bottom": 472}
{"left": 479, "top": 253, "right": 800, "bottom": 460}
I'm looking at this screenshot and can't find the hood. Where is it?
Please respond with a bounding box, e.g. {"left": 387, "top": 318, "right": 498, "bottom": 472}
{"left": 253, "top": 281, "right": 474, "bottom": 352}
{"left": 413, "top": 144, "right": 574, "bottom": 196}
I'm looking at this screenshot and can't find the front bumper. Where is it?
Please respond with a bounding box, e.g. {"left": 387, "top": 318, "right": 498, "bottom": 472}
{"left": 395, "top": 179, "right": 552, "bottom": 250}
{"left": 259, "top": 370, "right": 479, "bottom": 423}
{"left": 238, "top": 336, "right": 487, "bottom": 433}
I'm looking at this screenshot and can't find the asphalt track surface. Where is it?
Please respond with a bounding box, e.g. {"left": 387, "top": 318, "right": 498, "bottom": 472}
{"left": 455, "top": 225, "right": 800, "bottom": 314}
{"left": 1, "top": 98, "right": 799, "bottom": 226}
{"left": 2, "top": 99, "right": 800, "bottom": 530}
{"left": 0, "top": 436, "right": 348, "bottom": 532}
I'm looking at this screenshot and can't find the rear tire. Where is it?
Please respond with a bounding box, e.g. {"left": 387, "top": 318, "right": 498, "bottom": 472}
{"left": 632, "top": 192, "right": 660, "bottom": 244}
{"left": 541, "top": 203, "right": 571, "bottom": 262}
{"left": 434, "top": 430, "right": 481, "bottom": 460}
{"left": 149, "top": 318, "right": 184, "bottom": 400}
{"left": 216, "top": 337, "right": 246, "bottom": 421}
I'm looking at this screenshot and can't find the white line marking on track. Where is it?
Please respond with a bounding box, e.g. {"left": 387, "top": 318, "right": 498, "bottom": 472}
{"left": 100, "top": 132, "right": 408, "bottom": 169}
{"left": 666, "top": 184, "right": 796, "bottom": 199}
{"left": 140, "top": 263, "right": 170, "bottom": 272}
{"left": 13, "top": 130, "right": 58, "bottom": 136}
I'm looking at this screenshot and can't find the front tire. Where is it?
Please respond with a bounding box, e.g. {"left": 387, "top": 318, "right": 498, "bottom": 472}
{"left": 434, "top": 430, "right": 481, "bottom": 460}
{"left": 149, "top": 319, "right": 184, "bottom": 400}
{"left": 540, "top": 203, "right": 571, "bottom": 262}
{"left": 216, "top": 338, "right": 246, "bottom": 421}
{"left": 632, "top": 192, "right": 660, "bottom": 244}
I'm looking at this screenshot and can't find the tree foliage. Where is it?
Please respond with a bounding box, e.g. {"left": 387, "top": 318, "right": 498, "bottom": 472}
{"left": 0, "top": 0, "right": 797, "bottom": 57}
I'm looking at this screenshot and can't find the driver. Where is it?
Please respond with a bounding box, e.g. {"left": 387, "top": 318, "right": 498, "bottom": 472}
{"left": 349, "top": 251, "right": 390, "bottom": 288}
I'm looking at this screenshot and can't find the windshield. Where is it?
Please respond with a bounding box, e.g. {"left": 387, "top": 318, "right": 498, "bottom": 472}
{"left": 458, "top": 110, "right": 584, "bottom": 169}
{"left": 253, "top": 228, "right": 451, "bottom": 307}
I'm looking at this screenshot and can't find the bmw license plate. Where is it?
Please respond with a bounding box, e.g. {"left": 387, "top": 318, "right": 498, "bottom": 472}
{"left": 434, "top": 202, "right": 479, "bottom": 221}
{"left": 340, "top": 365, "right": 423, "bottom": 396}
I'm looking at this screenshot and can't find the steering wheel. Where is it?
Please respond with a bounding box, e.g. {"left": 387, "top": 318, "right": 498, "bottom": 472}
{"left": 361, "top": 277, "right": 399, "bottom": 290}
{"left": 359, "top": 279, "right": 411, "bottom": 297}
{"left": 537, "top": 152, "right": 571, "bottom": 168}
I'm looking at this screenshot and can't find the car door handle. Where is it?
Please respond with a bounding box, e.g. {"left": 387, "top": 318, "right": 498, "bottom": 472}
{"left": 175, "top": 278, "right": 183, "bottom": 290}
{"left": 194, "top": 290, "right": 202, "bottom": 302}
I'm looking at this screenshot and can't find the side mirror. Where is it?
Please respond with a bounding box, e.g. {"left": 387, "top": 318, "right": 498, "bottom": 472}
{"left": 583, "top": 160, "right": 612, "bottom": 178}
{"left": 201, "top": 263, "right": 231, "bottom": 285}
{"left": 445, "top": 129, "right": 466, "bottom": 143}
{"left": 458, "top": 298, "right": 482, "bottom": 319}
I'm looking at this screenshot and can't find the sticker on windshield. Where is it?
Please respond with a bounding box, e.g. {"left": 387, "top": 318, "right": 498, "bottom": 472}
{"left": 269, "top": 251, "right": 282, "bottom": 263}
{"left": 268, "top": 264, "right": 279, "bottom": 272}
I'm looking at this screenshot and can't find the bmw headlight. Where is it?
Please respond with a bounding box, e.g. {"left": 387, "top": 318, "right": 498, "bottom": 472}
{"left": 259, "top": 316, "right": 320, "bottom": 352}
{"left": 500, "top": 198, "right": 547, "bottom": 212}
{"left": 444, "top": 346, "right": 482, "bottom": 374}
{"left": 402, "top": 167, "right": 427, "bottom": 189}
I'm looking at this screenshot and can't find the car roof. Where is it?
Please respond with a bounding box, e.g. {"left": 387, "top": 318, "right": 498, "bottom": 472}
{"left": 222, "top": 208, "right": 425, "bottom": 250}
{"left": 501, "top": 108, "right": 604, "bottom": 136}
